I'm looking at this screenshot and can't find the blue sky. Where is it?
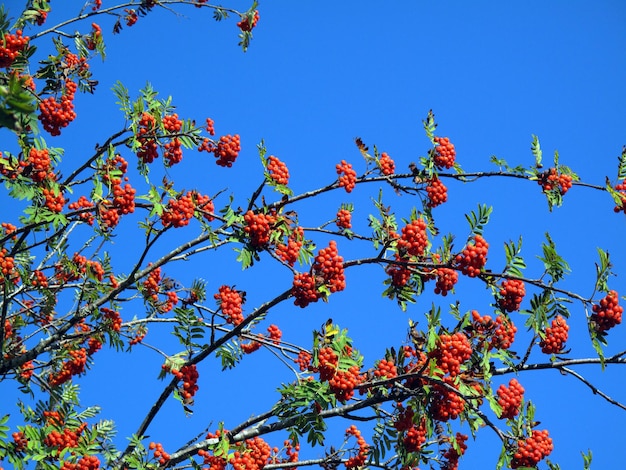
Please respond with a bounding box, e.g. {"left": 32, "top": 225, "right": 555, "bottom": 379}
{"left": 3, "top": 1, "right": 626, "bottom": 468}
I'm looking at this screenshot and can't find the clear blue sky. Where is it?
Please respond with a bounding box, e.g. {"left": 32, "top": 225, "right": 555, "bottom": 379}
{"left": 3, "top": 1, "right": 626, "bottom": 468}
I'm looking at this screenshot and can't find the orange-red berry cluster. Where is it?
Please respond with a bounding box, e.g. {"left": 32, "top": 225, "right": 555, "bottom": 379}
{"left": 590, "top": 290, "right": 623, "bottom": 332}
{"left": 237, "top": 10, "right": 260, "bottom": 32}
{"left": 212, "top": 134, "right": 241, "bottom": 167}
{"left": 48, "top": 348, "right": 88, "bottom": 387}
{"left": 374, "top": 358, "right": 397, "bottom": 381}
{"left": 434, "top": 267, "right": 458, "bottom": 296}
{"left": 497, "top": 378, "right": 524, "bottom": 419}
{"left": 294, "top": 350, "right": 312, "bottom": 371}
{"left": 392, "top": 403, "right": 414, "bottom": 432}
{"left": 60, "top": 455, "right": 100, "bottom": 470}
{"left": 430, "top": 332, "right": 472, "bottom": 377}
{"left": 344, "top": 425, "right": 369, "bottom": 469}
{"left": 243, "top": 210, "right": 276, "bottom": 247}
{"left": 23, "top": 147, "right": 53, "bottom": 183}
{"left": 101, "top": 307, "right": 122, "bottom": 332}
{"left": 386, "top": 264, "right": 411, "bottom": 288}
{"left": 0, "top": 248, "right": 18, "bottom": 284}
{"left": 267, "top": 324, "right": 282, "bottom": 344}
{"left": 43, "top": 422, "right": 88, "bottom": 453}
{"left": 267, "top": 155, "right": 289, "bottom": 185}
{"left": 171, "top": 364, "right": 199, "bottom": 402}
{"left": 433, "top": 136, "right": 456, "bottom": 169}
{"left": 316, "top": 346, "right": 338, "bottom": 381}
{"left": 398, "top": 218, "right": 428, "bottom": 258}
{"left": 510, "top": 429, "right": 553, "bottom": 469}
{"left": 336, "top": 208, "right": 352, "bottom": 230}
{"left": 69, "top": 196, "right": 96, "bottom": 225}
{"left": 613, "top": 180, "right": 626, "bottom": 213}
{"left": 538, "top": 168, "right": 573, "bottom": 195}
{"left": 231, "top": 437, "right": 271, "bottom": 470}
{"left": 539, "top": 315, "right": 569, "bottom": 354}
{"left": 149, "top": 442, "right": 170, "bottom": 466}
{"left": 0, "top": 30, "right": 29, "bottom": 68}
{"left": 276, "top": 226, "right": 304, "bottom": 266}
{"left": 429, "top": 378, "right": 465, "bottom": 421}
{"left": 426, "top": 177, "right": 448, "bottom": 208}
{"left": 312, "top": 240, "right": 346, "bottom": 293}
{"left": 441, "top": 433, "right": 468, "bottom": 470}
{"left": 39, "top": 80, "right": 77, "bottom": 136}
{"left": 336, "top": 160, "right": 357, "bottom": 193}
{"left": 402, "top": 419, "right": 427, "bottom": 453}
{"left": 85, "top": 23, "right": 102, "bottom": 51}
{"left": 470, "top": 310, "right": 517, "bottom": 350}
{"left": 378, "top": 152, "right": 395, "bottom": 176}
{"left": 42, "top": 187, "right": 67, "bottom": 213}
{"left": 329, "top": 365, "right": 363, "bottom": 402}
{"left": 143, "top": 265, "right": 161, "bottom": 302}
{"left": 497, "top": 279, "right": 525, "bottom": 312}
{"left": 160, "top": 191, "right": 196, "bottom": 228}
{"left": 292, "top": 272, "right": 318, "bottom": 308}
{"left": 124, "top": 9, "right": 138, "bottom": 26}
{"left": 214, "top": 285, "right": 244, "bottom": 325}
{"left": 136, "top": 112, "right": 159, "bottom": 163}
{"left": 455, "top": 235, "right": 488, "bottom": 277}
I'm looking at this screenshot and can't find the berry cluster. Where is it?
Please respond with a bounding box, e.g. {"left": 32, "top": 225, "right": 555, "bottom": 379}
{"left": 39, "top": 80, "right": 78, "bottom": 136}
{"left": 497, "top": 378, "right": 524, "bottom": 419}
{"left": 267, "top": 155, "right": 289, "bottom": 185}
{"left": 426, "top": 177, "right": 448, "bottom": 208}
{"left": 43, "top": 187, "right": 67, "bottom": 212}
{"left": 402, "top": 419, "right": 427, "bottom": 453}
{"left": 591, "top": 290, "right": 623, "bottom": 332}
{"left": 432, "top": 136, "right": 456, "bottom": 169}
{"left": 378, "top": 152, "right": 395, "bottom": 175}
{"left": 294, "top": 350, "right": 312, "bottom": 371}
{"left": 237, "top": 10, "right": 260, "bottom": 32}
{"left": 214, "top": 285, "right": 244, "bottom": 325}
{"left": 540, "top": 315, "right": 569, "bottom": 354}
{"left": 68, "top": 196, "right": 96, "bottom": 225}
{"left": 48, "top": 348, "right": 88, "bottom": 387}
{"left": 386, "top": 264, "right": 411, "bottom": 288}
{"left": 276, "top": 226, "right": 304, "bottom": 266}
{"left": 455, "top": 235, "right": 488, "bottom": 277}
{"left": 430, "top": 332, "right": 472, "bottom": 377}
{"left": 344, "top": 425, "right": 369, "bottom": 469}
{"left": 267, "top": 324, "right": 282, "bottom": 344}
{"left": 510, "top": 430, "right": 553, "bottom": 469}
{"left": 43, "top": 422, "right": 88, "bottom": 453}
{"left": 317, "top": 346, "right": 338, "bottom": 381}
{"left": 205, "top": 118, "right": 215, "bottom": 136}
{"left": 374, "top": 358, "right": 397, "bottom": 381}
{"left": 336, "top": 208, "right": 352, "bottom": 230}
{"left": 143, "top": 265, "right": 161, "bottom": 302}
{"left": 312, "top": 240, "right": 346, "bottom": 293}
{"left": 434, "top": 267, "right": 458, "bottom": 296}
{"left": 292, "top": 272, "right": 318, "bottom": 308}
{"left": 23, "top": 147, "right": 53, "bottom": 183}
{"left": 538, "top": 168, "right": 573, "bottom": 195}
{"left": 124, "top": 9, "right": 138, "bottom": 26}
{"left": 613, "top": 180, "right": 626, "bottom": 213}
{"left": 441, "top": 433, "right": 468, "bottom": 470}
{"left": 398, "top": 218, "right": 428, "bottom": 258}
{"left": 136, "top": 112, "right": 159, "bottom": 163}
{"left": 213, "top": 134, "right": 241, "bottom": 167}
{"left": 60, "top": 455, "right": 101, "bottom": 470}
{"left": 392, "top": 403, "right": 414, "bottom": 432}
{"left": 336, "top": 160, "right": 357, "bottom": 193}
{"left": 86, "top": 23, "right": 102, "bottom": 51}
{"left": 231, "top": 437, "right": 271, "bottom": 470}
{"left": 149, "top": 442, "right": 170, "bottom": 466}
{"left": 243, "top": 210, "right": 276, "bottom": 247}
{"left": 164, "top": 138, "right": 183, "bottom": 166}
{"left": 161, "top": 192, "right": 196, "bottom": 228}
{"left": 470, "top": 311, "right": 517, "bottom": 350}
{"left": 0, "top": 30, "right": 30, "bottom": 68}
{"left": 497, "top": 279, "right": 525, "bottom": 312}
{"left": 101, "top": 307, "right": 122, "bottom": 332}
{"left": 429, "top": 378, "right": 465, "bottom": 421}
{"left": 329, "top": 365, "right": 363, "bottom": 401}
{"left": 0, "top": 248, "right": 17, "bottom": 284}
{"left": 171, "top": 364, "right": 199, "bottom": 402}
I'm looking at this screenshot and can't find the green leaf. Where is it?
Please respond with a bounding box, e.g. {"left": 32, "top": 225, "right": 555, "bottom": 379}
{"left": 531, "top": 134, "right": 542, "bottom": 168}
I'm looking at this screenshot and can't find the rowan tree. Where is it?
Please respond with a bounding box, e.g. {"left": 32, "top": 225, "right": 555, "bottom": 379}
{"left": 0, "top": 2, "right": 624, "bottom": 470}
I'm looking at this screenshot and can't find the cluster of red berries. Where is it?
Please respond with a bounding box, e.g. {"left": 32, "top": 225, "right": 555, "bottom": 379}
{"left": 441, "top": 433, "right": 468, "bottom": 470}
{"left": 205, "top": 118, "right": 215, "bottom": 135}
{"left": 470, "top": 311, "right": 517, "bottom": 350}
{"left": 60, "top": 455, "right": 101, "bottom": 470}
{"left": 386, "top": 264, "right": 411, "bottom": 288}
{"left": 434, "top": 267, "right": 458, "bottom": 296}
{"left": 43, "top": 422, "right": 88, "bottom": 453}
{"left": 215, "top": 285, "right": 244, "bottom": 325}
{"left": 429, "top": 378, "right": 465, "bottom": 421}
{"left": 243, "top": 210, "right": 276, "bottom": 247}
{"left": 1, "top": 221, "right": 17, "bottom": 240}
{"left": 344, "top": 425, "right": 369, "bottom": 469}
{"left": 42, "top": 186, "right": 67, "bottom": 213}
{"left": 336, "top": 208, "right": 352, "bottom": 230}
{"left": 539, "top": 315, "right": 569, "bottom": 354}
{"left": 124, "top": 8, "right": 139, "bottom": 26}
{"left": 312, "top": 240, "right": 346, "bottom": 293}
{"left": 612, "top": 180, "right": 626, "bottom": 213}
{"left": 48, "top": 348, "right": 88, "bottom": 387}
{"left": 267, "top": 155, "right": 289, "bottom": 185}
{"left": 149, "top": 442, "right": 170, "bottom": 466}
{"left": 292, "top": 272, "right": 318, "bottom": 308}
{"left": 455, "top": 235, "right": 488, "bottom": 277}
{"left": 0, "top": 248, "right": 17, "bottom": 284}
{"left": 392, "top": 403, "right": 414, "bottom": 432}
{"left": 161, "top": 191, "right": 196, "bottom": 228}
{"left": 497, "top": 279, "right": 525, "bottom": 312}
{"left": 87, "top": 337, "right": 102, "bottom": 355}
{"left": 317, "top": 346, "right": 339, "bottom": 381}
{"left": 426, "top": 177, "right": 448, "bottom": 208}
{"left": 101, "top": 307, "right": 122, "bottom": 332}
{"left": 164, "top": 138, "right": 183, "bottom": 166}
{"left": 430, "top": 332, "right": 472, "bottom": 377}
{"left": 336, "top": 160, "right": 357, "bottom": 193}
{"left": 267, "top": 324, "right": 282, "bottom": 344}
{"left": 143, "top": 265, "right": 162, "bottom": 302}
{"left": 402, "top": 419, "right": 427, "bottom": 453}
{"left": 194, "top": 192, "right": 215, "bottom": 221}
{"left": 136, "top": 112, "right": 159, "bottom": 163}
{"left": 23, "top": 148, "right": 53, "bottom": 183}
{"left": 398, "top": 218, "right": 428, "bottom": 258}
{"left": 68, "top": 196, "right": 96, "bottom": 225}
{"left": 213, "top": 134, "right": 241, "bottom": 167}
{"left": 0, "top": 30, "right": 29, "bottom": 68}
{"left": 231, "top": 437, "right": 271, "bottom": 470}
{"left": 294, "top": 350, "right": 312, "bottom": 371}
{"left": 12, "top": 430, "right": 28, "bottom": 451}
{"left": 276, "top": 226, "right": 304, "bottom": 266}
{"left": 39, "top": 80, "right": 77, "bottom": 136}
{"left": 497, "top": 378, "right": 524, "bottom": 419}
{"left": 538, "top": 168, "right": 573, "bottom": 195}
{"left": 86, "top": 23, "right": 102, "bottom": 51}
{"left": 329, "top": 365, "right": 363, "bottom": 402}
{"left": 378, "top": 152, "right": 395, "bottom": 176}
{"left": 432, "top": 136, "right": 456, "bottom": 169}
{"left": 171, "top": 364, "right": 199, "bottom": 402}
{"left": 237, "top": 10, "right": 260, "bottom": 32}
{"left": 591, "top": 290, "right": 623, "bottom": 332}
{"left": 510, "top": 429, "right": 553, "bottom": 469}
